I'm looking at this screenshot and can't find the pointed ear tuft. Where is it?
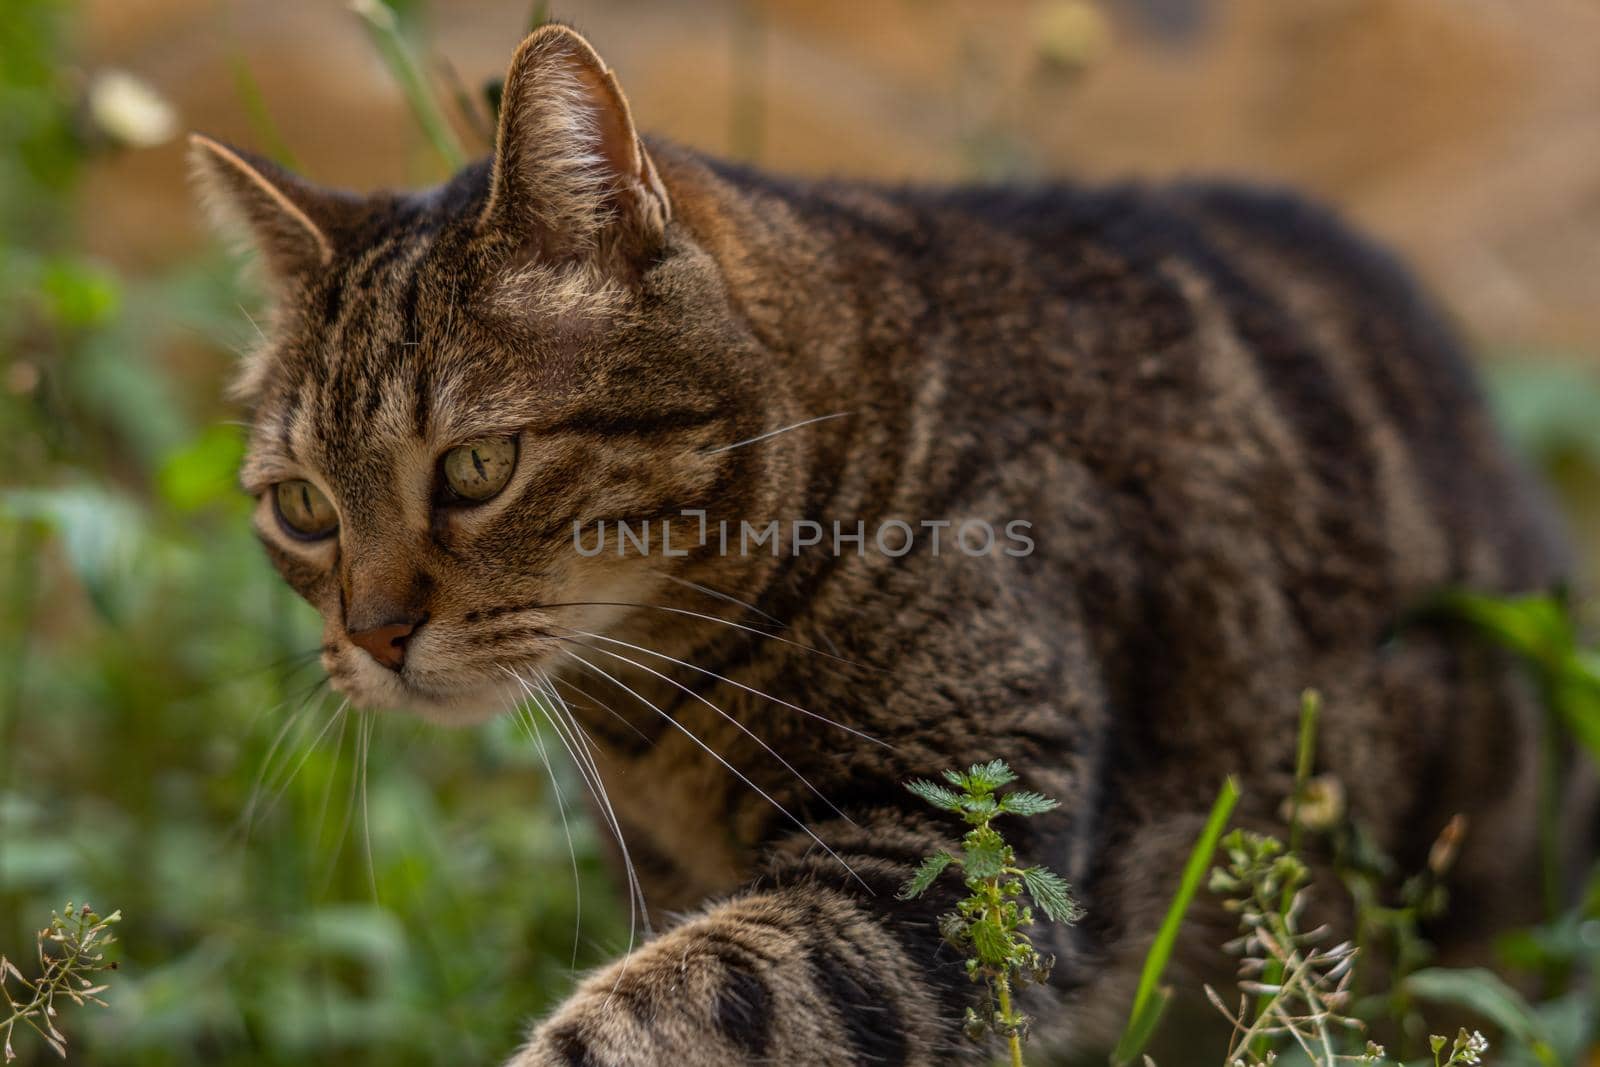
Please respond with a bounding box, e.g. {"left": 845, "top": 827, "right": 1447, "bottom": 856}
{"left": 480, "top": 26, "right": 669, "bottom": 261}
{"left": 188, "top": 134, "right": 353, "bottom": 286}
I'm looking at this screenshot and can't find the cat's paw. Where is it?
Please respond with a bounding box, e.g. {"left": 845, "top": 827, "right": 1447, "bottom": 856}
{"left": 504, "top": 883, "right": 948, "bottom": 1066}
{"left": 506, "top": 928, "right": 778, "bottom": 1067}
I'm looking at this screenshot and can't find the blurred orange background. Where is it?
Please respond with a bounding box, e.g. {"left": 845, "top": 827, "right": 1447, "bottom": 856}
{"left": 80, "top": 0, "right": 1600, "bottom": 358}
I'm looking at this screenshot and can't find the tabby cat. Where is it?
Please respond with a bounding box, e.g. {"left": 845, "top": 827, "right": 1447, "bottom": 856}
{"left": 190, "top": 23, "right": 1576, "bottom": 1066}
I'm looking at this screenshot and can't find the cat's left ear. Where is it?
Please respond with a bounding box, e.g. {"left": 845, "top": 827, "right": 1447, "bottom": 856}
{"left": 479, "top": 25, "right": 670, "bottom": 263}
{"left": 188, "top": 134, "right": 356, "bottom": 289}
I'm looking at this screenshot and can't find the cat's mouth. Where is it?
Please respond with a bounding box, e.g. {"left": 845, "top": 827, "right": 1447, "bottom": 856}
{"left": 322, "top": 640, "right": 555, "bottom": 727}
{"left": 320, "top": 594, "right": 640, "bottom": 726}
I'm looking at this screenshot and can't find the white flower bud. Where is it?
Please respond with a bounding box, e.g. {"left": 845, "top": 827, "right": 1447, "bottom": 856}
{"left": 88, "top": 70, "right": 177, "bottom": 147}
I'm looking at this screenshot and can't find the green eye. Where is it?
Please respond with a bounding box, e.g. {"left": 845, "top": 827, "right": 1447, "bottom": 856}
{"left": 273, "top": 479, "right": 338, "bottom": 539}
{"left": 442, "top": 437, "right": 518, "bottom": 502}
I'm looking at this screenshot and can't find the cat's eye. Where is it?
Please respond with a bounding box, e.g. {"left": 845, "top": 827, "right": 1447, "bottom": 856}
{"left": 441, "top": 437, "right": 518, "bottom": 503}
{"left": 273, "top": 479, "right": 339, "bottom": 539}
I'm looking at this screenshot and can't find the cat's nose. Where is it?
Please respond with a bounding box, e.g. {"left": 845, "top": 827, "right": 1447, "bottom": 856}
{"left": 348, "top": 616, "right": 423, "bottom": 671}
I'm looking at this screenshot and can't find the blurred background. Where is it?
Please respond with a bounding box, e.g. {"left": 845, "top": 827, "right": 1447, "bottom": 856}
{"left": 3, "top": 1, "right": 1600, "bottom": 1064}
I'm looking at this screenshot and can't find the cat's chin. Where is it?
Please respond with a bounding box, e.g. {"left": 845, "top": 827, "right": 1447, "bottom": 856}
{"left": 397, "top": 689, "right": 507, "bottom": 727}
{"left": 330, "top": 671, "right": 520, "bottom": 728}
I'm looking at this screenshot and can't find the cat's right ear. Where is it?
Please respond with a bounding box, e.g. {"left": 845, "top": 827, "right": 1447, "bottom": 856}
{"left": 188, "top": 134, "right": 353, "bottom": 288}
{"left": 479, "top": 25, "right": 670, "bottom": 265}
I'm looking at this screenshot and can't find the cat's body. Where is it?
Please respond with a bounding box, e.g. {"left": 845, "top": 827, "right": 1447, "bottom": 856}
{"left": 193, "top": 25, "right": 1573, "bottom": 1066}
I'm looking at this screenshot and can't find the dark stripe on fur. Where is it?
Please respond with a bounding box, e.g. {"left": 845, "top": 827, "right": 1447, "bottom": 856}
{"left": 803, "top": 935, "right": 909, "bottom": 1067}
{"left": 542, "top": 407, "right": 726, "bottom": 440}
{"left": 711, "top": 967, "right": 774, "bottom": 1058}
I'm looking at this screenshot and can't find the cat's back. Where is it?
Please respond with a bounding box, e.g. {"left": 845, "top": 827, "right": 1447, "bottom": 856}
{"left": 771, "top": 168, "right": 1567, "bottom": 597}
{"left": 843, "top": 175, "right": 1573, "bottom": 911}
{"left": 678, "top": 150, "right": 1567, "bottom": 616}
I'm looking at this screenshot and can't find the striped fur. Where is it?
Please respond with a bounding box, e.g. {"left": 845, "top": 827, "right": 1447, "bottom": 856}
{"left": 191, "top": 24, "right": 1577, "bottom": 1066}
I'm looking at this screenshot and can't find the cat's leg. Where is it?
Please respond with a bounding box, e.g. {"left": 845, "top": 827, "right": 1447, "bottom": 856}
{"left": 508, "top": 813, "right": 1041, "bottom": 1066}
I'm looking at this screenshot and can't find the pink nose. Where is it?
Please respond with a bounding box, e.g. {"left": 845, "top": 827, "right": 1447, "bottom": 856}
{"left": 348, "top": 618, "right": 420, "bottom": 670}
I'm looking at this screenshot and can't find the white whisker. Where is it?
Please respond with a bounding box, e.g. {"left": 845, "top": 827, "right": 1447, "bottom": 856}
{"left": 255, "top": 699, "right": 349, "bottom": 827}
{"left": 500, "top": 667, "right": 649, "bottom": 932}
{"left": 237, "top": 303, "right": 268, "bottom": 344}
{"left": 359, "top": 712, "right": 378, "bottom": 901}
{"left": 562, "top": 635, "right": 852, "bottom": 825}
{"left": 541, "top": 600, "right": 872, "bottom": 672}
{"left": 319, "top": 716, "right": 365, "bottom": 896}
{"left": 561, "top": 648, "right": 870, "bottom": 894}
{"left": 700, "top": 410, "right": 854, "bottom": 455}
{"left": 526, "top": 671, "right": 646, "bottom": 934}
{"left": 314, "top": 708, "right": 352, "bottom": 851}
{"left": 553, "top": 622, "right": 889, "bottom": 749}
{"left": 659, "top": 574, "right": 785, "bottom": 628}
{"left": 550, "top": 672, "right": 653, "bottom": 747}
{"left": 528, "top": 669, "right": 649, "bottom": 1001}
{"left": 238, "top": 683, "right": 331, "bottom": 839}
{"left": 541, "top": 677, "right": 605, "bottom": 762}
{"left": 508, "top": 691, "right": 583, "bottom": 967}
{"left": 499, "top": 666, "right": 649, "bottom": 998}
{"left": 661, "top": 574, "right": 844, "bottom": 658}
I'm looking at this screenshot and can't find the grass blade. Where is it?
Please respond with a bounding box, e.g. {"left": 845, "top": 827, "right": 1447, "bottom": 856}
{"left": 225, "top": 54, "right": 300, "bottom": 169}
{"left": 350, "top": 0, "right": 466, "bottom": 170}
{"left": 1110, "top": 775, "right": 1240, "bottom": 1066}
{"left": 1285, "top": 689, "right": 1320, "bottom": 859}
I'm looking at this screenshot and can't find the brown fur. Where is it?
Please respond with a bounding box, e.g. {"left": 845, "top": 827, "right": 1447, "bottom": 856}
{"left": 191, "top": 23, "right": 1576, "bottom": 1066}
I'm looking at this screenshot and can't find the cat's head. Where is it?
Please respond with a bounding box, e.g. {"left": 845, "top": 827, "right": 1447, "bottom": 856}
{"left": 191, "top": 26, "right": 792, "bottom": 723}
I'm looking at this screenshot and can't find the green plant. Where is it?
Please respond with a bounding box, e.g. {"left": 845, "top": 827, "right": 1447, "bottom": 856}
{"left": 1206, "top": 829, "right": 1376, "bottom": 1066}
{"left": 1112, "top": 775, "right": 1241, "bottom": 1066}
{"left": 1, "top": 903, "right": 120, "bottom": 1061}
{"left": 1426, "top": 590, "right": 1600, "bottom": 923}
{"left": 350, "top": 0, "right": 466, "bottom": 169}
{"left": 1431, "top": 1028, "right": 1490, "bottom": 1067}
{"left": 899, "top": 760, "right": 1082, "bottom": 1067}
{"left": 1325, "top": 807, "right": 1464, "bottom": 1054}
{"left": 1204, "top": 824, "right": 1523, "bottom": 1067}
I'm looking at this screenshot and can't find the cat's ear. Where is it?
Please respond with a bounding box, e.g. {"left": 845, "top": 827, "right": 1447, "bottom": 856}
{"left": 188, "top": 134, "right": 354, "bottom": 286}
{"left": 479, "top": 25, "right": 670, "bottom": 262}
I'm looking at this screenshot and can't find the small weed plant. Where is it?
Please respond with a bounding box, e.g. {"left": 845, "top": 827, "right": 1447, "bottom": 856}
{"left": 899, "top": 759, "right": 1082, "bottom": 1067}
{"left": 1, "top": 903, "right": 121, "bottom": 1062}
{"left": 1205, "top": 827, "right": 1377, "bottom": 1066}
{"left": 1431, "top": 1029, "right": 1491, "bottom": 1067}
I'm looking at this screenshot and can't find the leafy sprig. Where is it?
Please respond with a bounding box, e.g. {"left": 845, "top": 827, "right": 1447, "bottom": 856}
{"left": 1432, "top": 1028, "right": 1490, "bottom": 1067}
{"left": 900, "top": 760, "right": 1081, "bottom": 1067}
{"left": 1, "top": 903, "right": 121, "bottom": 1062}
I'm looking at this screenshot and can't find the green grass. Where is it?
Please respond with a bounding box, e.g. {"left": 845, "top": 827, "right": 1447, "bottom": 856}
{"left": 1110, "top": 776, "right": 1240, "bottom": 1066}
